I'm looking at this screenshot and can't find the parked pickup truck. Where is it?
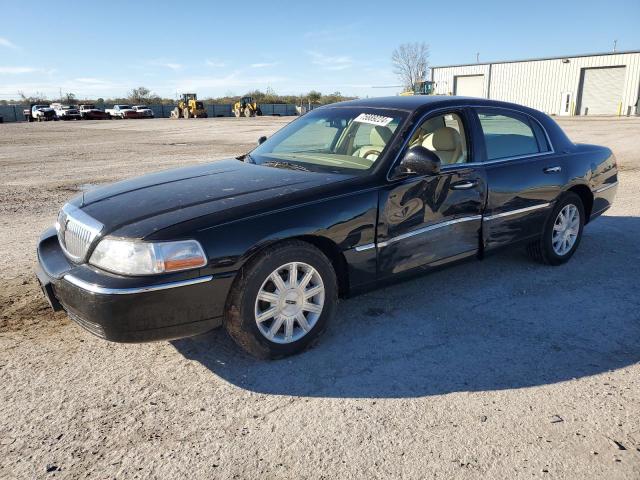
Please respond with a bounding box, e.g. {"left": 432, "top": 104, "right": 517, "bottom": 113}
{"left": 79, "top": 104, "right": 110, "bottom": 120}
{"left": 24, "top": 104, "right": 57, "bottom": 122}
{"left": 51, "top": 103, "right": 82, "bottom": 120}
{"left": 132, "top": 105, "right": 154, "bottom": 118}
{"left": 105, "top": 105, "right": 138, "bottom": 119}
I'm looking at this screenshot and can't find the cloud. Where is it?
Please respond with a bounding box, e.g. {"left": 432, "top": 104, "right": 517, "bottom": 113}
{"left": 307, "top": 51, "right": 353, "bottom": 71}
{"left": 0, "top": 37, "right": 17, "bottom": 49}
{"left": 0, "top": 66, "right": 37, "bottom": 74}
{"left": 250, "top": 62, "right": 279, "bottom": 68}
{"left": 205, "top": 60, "right": 226, "bottom": 67}
{"left": 148, "top": 60, "right": 183, "bottom": 71}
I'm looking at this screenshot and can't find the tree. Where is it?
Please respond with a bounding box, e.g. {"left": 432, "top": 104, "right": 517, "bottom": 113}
{"left": 307, "top": 90, "right": 322, "bottom": 104}
{"left": 391, "top": 42, "right": 430, "bottom": 91}
{"left": 61, "top": 92, "right": 76, "bottom": 104}
{"left": 128, "top": 86, "right": 153, "bottom": 104}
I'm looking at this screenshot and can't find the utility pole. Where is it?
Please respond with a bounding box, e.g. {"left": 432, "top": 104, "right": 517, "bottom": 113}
{"left": 476, "top": 52, "right": 480, "bottom": 63}
{"left": 613, "top": 39, "right": 617, "bottom": 52}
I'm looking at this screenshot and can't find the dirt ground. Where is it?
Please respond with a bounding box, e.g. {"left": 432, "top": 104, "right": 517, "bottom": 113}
{"left": 1, "top": 116, "right": 639, "bottom": 479}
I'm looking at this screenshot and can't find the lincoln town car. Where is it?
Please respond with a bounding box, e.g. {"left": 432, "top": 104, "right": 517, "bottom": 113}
{"left": 36, "top": 96, "right": 618, "bottom": 358}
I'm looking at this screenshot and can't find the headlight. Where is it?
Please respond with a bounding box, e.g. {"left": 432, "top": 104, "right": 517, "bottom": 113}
{"left": 89, "top": 238, "right": 207, "bottom": 276}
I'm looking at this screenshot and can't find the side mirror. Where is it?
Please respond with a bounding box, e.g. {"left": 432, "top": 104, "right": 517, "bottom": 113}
{"left": 258, "top": 135, "right": 267, "bottom": 145}
{"left": 392, "top": 146, "right": 441, "bottom": 179}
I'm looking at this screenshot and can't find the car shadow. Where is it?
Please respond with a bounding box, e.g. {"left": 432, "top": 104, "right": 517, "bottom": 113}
{"left": 172, "top": 215, "right": 640, "bottom": 398}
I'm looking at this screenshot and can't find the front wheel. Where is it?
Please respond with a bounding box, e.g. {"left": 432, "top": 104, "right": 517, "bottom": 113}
{"left": 224, "top": 240, "right": 338, "bottom": 359}
{"left": 527, "top": 192, "right": 584, "bottom": 265}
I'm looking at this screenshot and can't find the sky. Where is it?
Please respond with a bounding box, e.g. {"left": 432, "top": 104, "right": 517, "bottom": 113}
{"left": 1, "top": 0, "right": 639, "bottom": 100}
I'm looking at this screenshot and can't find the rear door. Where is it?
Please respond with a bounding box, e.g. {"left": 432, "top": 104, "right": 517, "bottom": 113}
{"left": 377, "top": 109, "right": 486, "bottom": 276}
{"left": 471, "top": 107, "right": 564, "bottom": 251}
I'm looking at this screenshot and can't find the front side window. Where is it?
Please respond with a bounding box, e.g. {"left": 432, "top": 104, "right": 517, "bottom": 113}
{"left": 408, "top": 112, "right": 469, "bottom": 165}
{"left": 251, "top": 107, "right": 406, "bottom": 173}
{"left": 477, "top": 110, "right": 546, "bottom": 160}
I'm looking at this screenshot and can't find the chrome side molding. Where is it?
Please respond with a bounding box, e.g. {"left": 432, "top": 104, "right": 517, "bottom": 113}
{"left": 378, "top": 215, "right": 482, "bottom": 248}
{"left": 63, "top": 274, "right": 213, "bottom": 295}
{"left": 483, "top": 203, "right": 551, "bottom": 221}
{"left": 594, "top": 181, "right": 618, "bottom": 193}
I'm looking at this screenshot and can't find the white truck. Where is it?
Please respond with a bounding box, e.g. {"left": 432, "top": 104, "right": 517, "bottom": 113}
{"left": 24, "top": 104, "right": 57, "bottom": 122}
{"left": 50, "top": 103, "right": 81, "bottom": 120}
{"left": 105, "top": 104, "right": 137, "bottom": 119}
{"left": 132, "top": 105, "right": 154, "bottom": 118}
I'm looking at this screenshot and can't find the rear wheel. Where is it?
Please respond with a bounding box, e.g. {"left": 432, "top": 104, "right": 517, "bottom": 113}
{"left": 224, "top": 240, "right": 338, "bottom": 359}
{"left": 527, "top": 192, "right": 584, "bottom": 265}
{"left": 184, "top": 108, "right": 191, "bottom": 119}
{"left": 234, "top": 108, "right": 241, "bottom": 118}
{"left": 244, "top": 107, "right": 252, "bottom": 117}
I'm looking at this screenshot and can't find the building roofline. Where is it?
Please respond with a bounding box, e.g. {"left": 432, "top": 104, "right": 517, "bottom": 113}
{"left": 431, "top": 49, "right": 640, "bottom": 69}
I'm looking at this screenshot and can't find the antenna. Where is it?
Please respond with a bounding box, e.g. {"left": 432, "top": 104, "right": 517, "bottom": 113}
{"left": 476, "top": 52, "right": 480, "bottom": 63}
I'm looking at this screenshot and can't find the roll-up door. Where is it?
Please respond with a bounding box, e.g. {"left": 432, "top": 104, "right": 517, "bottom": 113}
{"left": 454, "top": 75, "right": 485, "bottom": 97}
{"left": 578, "top": 66, "right": 626, "bottom": 115}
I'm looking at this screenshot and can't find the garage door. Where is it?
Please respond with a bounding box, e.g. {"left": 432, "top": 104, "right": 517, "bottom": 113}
{"left": 579, "top": 66, "right": 626, "bottom": 115}
{"left": 454, "top": 75, "right": 484, "bottom": 97}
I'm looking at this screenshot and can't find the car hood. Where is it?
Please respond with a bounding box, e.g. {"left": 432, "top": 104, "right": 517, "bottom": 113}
{"left": 78, "top": 159, "right": 354, "bottom": 238}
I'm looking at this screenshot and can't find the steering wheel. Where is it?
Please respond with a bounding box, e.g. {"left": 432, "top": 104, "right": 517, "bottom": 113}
{"left": 360, "top": 148, "right": 382, "bottom": 159}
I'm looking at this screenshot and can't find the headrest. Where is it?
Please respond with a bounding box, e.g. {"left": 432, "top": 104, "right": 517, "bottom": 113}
{"left": 369, "top": 126, "right": 393, "bottom": 146}
{"left": 432, "top": 127, "right": 461, "bottom": 151}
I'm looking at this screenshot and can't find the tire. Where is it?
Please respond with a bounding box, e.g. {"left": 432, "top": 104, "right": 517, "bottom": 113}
{"left": 184, "top": 108, "right": 191, "bottom": 119}
{"left": 527, "top": 192, "right": 584, "bottom": 266}
{"left": 234, "top": 109, "right": 241, "bottom": 118}
{"left": 244, "top": 107, "right": 252, "bottom": 118}
{"left": 224, "top": 240, "right": 338, "bottom": 359}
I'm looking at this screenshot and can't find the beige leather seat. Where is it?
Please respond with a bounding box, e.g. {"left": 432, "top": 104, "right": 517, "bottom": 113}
{"left": 353, "top": 126, "right": 393, "bottom": 160}
{"left": 427, "top": 127, "right": 464, "bottom": 164}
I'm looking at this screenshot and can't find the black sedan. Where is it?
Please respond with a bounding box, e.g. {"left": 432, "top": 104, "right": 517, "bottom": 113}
{"left": 36, "top": 96, "right": 618, "bottom": 358}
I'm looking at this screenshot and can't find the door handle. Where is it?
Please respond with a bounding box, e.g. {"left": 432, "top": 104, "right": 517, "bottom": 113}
{"left": 451, "top": 181, "right": 477, "bottom": 190}
{"left": 543, "top": 166, "right": 562, "bottom": 173}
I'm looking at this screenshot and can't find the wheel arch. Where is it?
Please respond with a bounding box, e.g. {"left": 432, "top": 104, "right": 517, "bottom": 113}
{"left": 566, "top": 183, "right": 594, "bottom": 224}
{"left": 238, "top": 235, "right": 350, "bottom": 298}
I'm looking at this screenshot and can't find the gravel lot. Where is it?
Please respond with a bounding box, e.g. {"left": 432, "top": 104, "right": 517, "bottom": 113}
{"left": 1, "top": 116, "right": 639, "bottom": 479}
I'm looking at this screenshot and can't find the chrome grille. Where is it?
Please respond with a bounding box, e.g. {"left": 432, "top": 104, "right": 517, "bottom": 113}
{"left": 56, "top": 204, "right": 104, "bottom": 263}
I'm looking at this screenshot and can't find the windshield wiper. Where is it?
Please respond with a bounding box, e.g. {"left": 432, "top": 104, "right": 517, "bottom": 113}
{"left": 262, "top": 160, "right": 311, "bottom": 172}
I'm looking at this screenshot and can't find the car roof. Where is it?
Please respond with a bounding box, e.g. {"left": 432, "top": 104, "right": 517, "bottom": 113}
{"left": 327, "top": 95, "right": 539, "bottom": 114}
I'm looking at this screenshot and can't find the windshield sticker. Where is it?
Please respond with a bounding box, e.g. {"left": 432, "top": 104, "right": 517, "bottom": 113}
{"left": 353, "top": 113, "right": 394, "bottom": 127}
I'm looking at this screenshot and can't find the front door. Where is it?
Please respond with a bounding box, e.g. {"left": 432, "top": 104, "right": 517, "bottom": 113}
{"left": 377, "top": 110, "right": 486, "bottom": 277}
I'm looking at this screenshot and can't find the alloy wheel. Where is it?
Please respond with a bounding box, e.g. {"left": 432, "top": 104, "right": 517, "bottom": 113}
{"left": 254, "top": 262, "right": 325, "bottom": 344}
{"left": 552, "top": 204, "right": 580, "bottom": 256}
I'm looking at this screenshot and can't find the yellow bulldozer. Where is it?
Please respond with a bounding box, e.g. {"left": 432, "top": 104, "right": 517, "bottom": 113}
{"left": 170, "top": 93, "right": 208, "bottom": 119}
{"left": 233, "top": 96, "right": 262, "bottom": 118}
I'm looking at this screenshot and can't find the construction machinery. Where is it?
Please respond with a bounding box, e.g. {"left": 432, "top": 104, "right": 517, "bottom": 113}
{"left": 170, "top": 93, "right": 208, "bottom": 119}
{"left": 372, "top": 80, "right": 436, "bottom": 96}
{"left": 233, "top": 96, "right": 262, "bottom": 118}
{"left": 400, "top": 80, "right": 435, "bottom": 96}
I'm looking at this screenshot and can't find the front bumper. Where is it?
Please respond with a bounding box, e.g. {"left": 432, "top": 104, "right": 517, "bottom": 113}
{"left": 36, "top": 228, "right": 233, "bottom": 342}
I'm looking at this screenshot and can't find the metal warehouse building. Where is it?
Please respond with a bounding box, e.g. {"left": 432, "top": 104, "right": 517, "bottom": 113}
{"left": 430, "top": 50, "right": 640, "bottom": 116}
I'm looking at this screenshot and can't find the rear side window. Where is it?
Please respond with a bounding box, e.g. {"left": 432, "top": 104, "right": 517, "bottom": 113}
{"left": 477, "top": 110, "right": 547, "bottom": 160}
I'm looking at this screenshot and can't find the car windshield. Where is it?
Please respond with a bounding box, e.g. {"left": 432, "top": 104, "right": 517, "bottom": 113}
{"left": 250, "top": 107, "right": 406, "bottom": 173}
{"left": 119, "top": 105, "right": 131, "bottom": 109}
{"left": 34, "top": 105, "right": 48, "bottom": 109}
